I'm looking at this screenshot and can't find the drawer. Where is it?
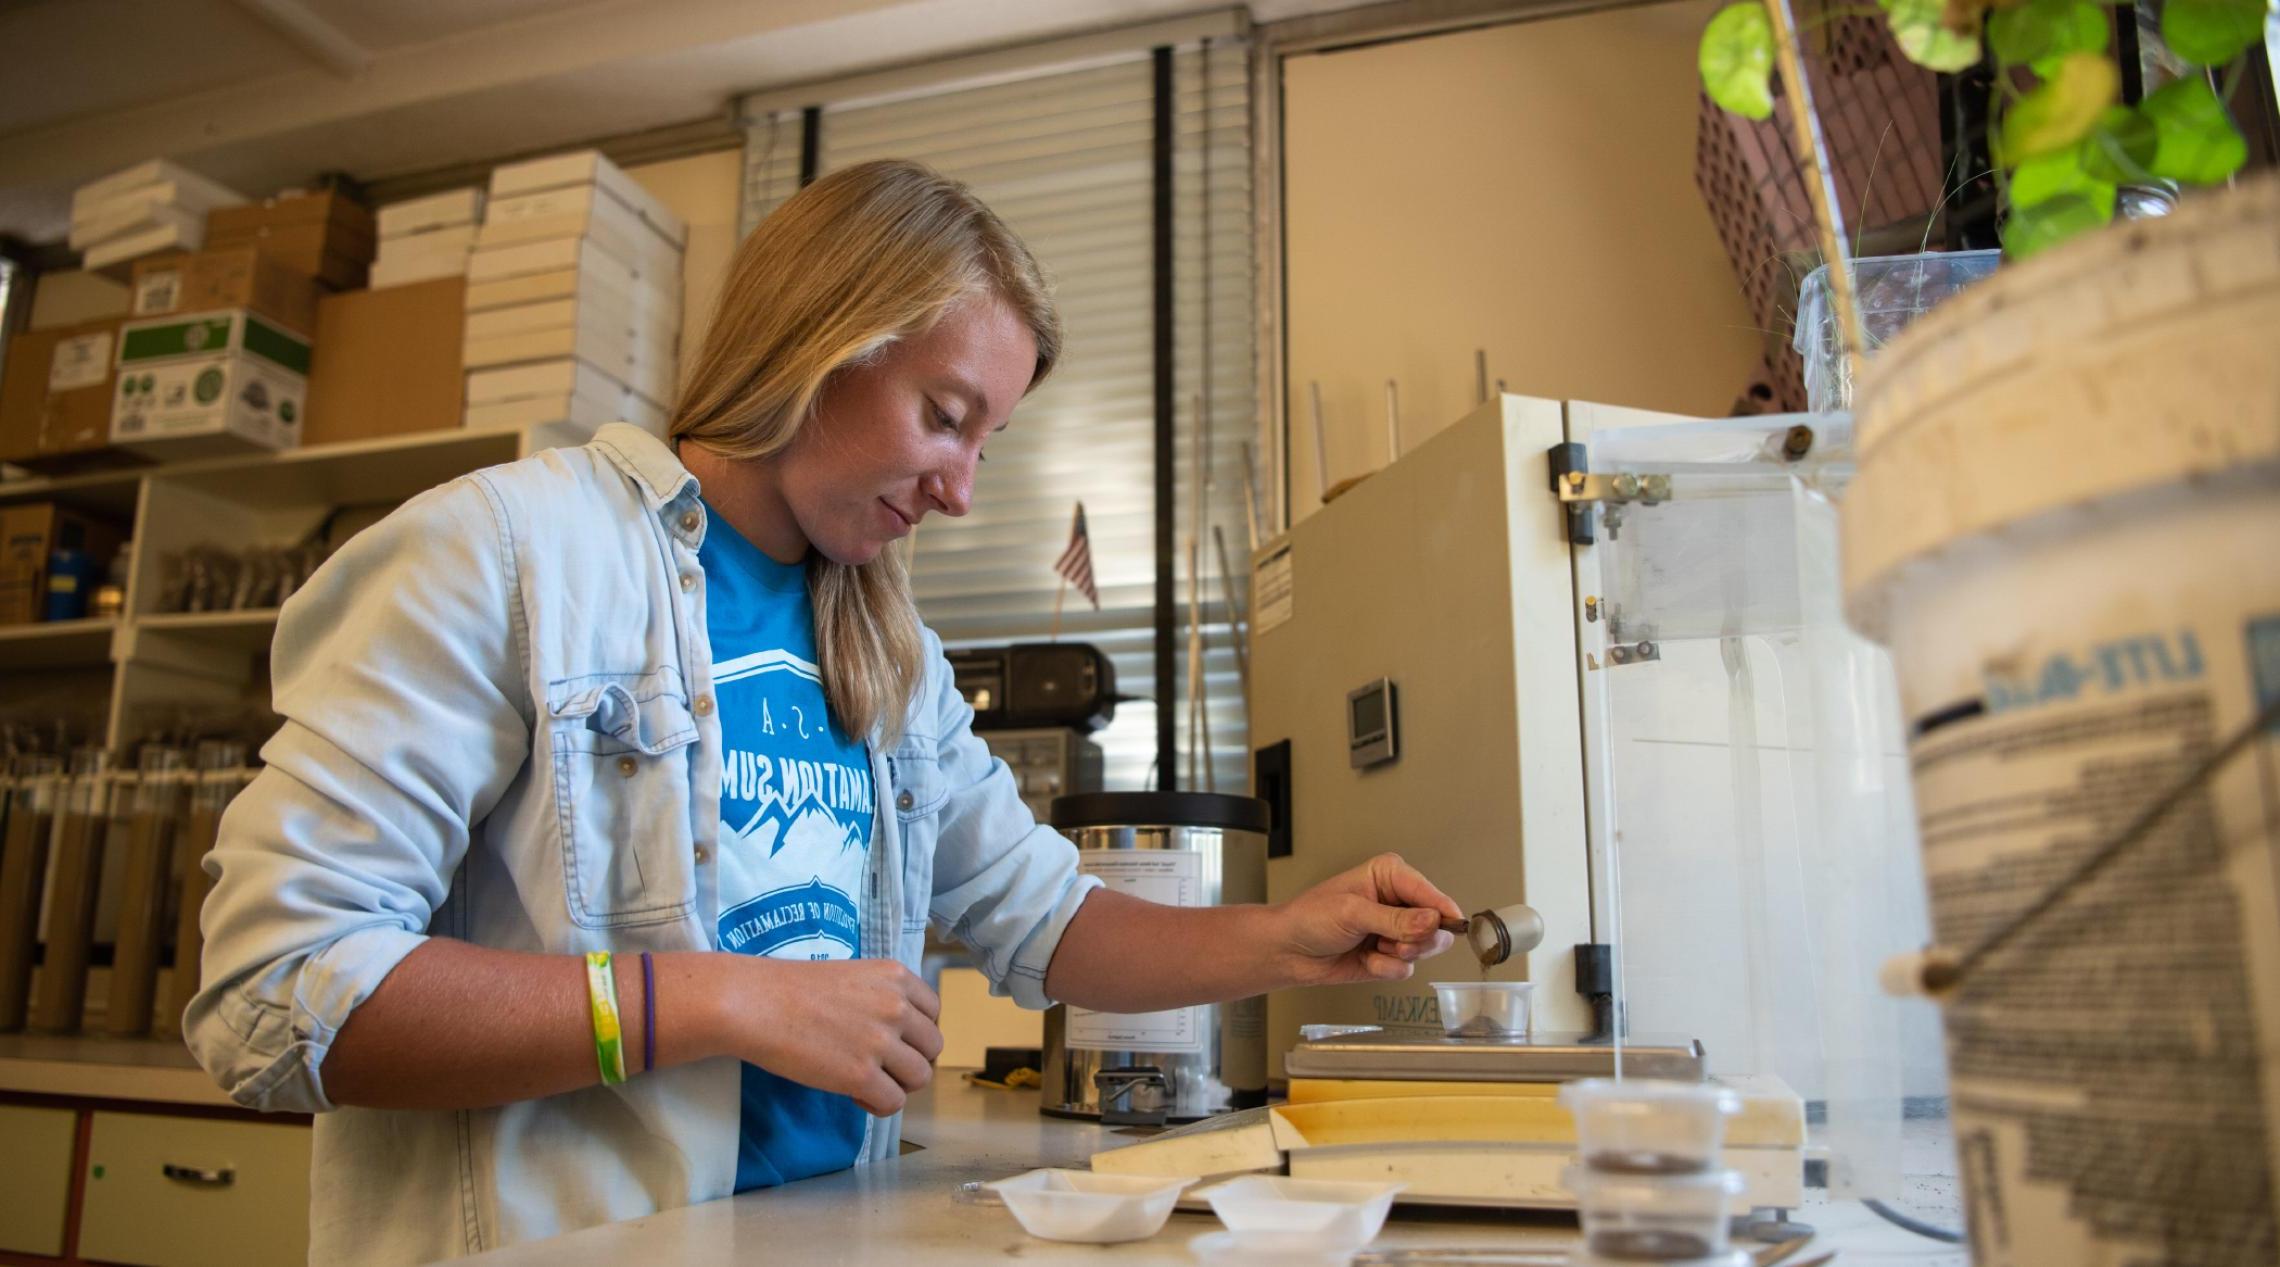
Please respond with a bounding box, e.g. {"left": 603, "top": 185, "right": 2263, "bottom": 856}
{"left": 79, "top": 1110, "right": 310, "bottom": 1267}
{"left": 0, "top": 1105, "right": 75, "bottom": 1255}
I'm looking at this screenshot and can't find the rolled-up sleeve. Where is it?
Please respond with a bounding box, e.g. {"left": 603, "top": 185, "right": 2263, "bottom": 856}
{"left": 185, "top": 476, "right": 532, "bottom": 1113}
{"left": 917, "top": 639, "right": 1100, "bottom": 1010}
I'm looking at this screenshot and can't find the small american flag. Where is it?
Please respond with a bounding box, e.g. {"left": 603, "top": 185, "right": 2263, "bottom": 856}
{"left": 1054, "top": 502, "right": 1099, "bottom": 609}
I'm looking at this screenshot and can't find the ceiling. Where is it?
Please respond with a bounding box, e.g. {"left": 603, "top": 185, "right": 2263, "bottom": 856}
{"left": 0, "top": 0, "right": 1370, "bottom": 244}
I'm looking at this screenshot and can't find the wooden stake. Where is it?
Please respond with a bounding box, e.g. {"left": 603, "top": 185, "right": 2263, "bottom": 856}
{"left": 1385, "top": 379, "right": 1402, "bottom": 462}
{"left": 1309, "top": 380, "right": 1330, "bottom": 505}
{"left": 1475, "top": 348, "right": 1489, "bottom": 405}
{"left": 1766, "top": 0, "right": 1865, "bottom": 376}
{"left": 1213, "top": 524, "right": 1249, "bottom": 696}
{"left": 1240, "top": 442, "right": 1263, "bottom": 552}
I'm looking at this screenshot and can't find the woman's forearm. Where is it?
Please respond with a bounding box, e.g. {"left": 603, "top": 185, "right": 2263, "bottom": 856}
{"left": 320, "top": 939, "right": 730, "bottom": 1110}
{"left": 1041, "top": 889, "right": 1291, "bottom": 1012}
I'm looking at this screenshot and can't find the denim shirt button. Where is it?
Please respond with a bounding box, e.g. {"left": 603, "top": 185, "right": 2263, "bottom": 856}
{"left": 678, "top": 572, "right": 695, "bottom": 592}
{"left": 693, "top": 695, "right": 714, "bottom": 717}
{"left": 678, "top": 511, "right": 700, "bottom": 534}
{"left": 896, "top": 790, "right": 915, "bottom": 812}
{"left": 615, "top": 756, "right": 637, "bottom": 777}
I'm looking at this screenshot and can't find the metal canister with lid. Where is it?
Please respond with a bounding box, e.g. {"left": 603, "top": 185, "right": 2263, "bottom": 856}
{"left": 1041, "top": 791, "right": 1270, "bottom": 1125}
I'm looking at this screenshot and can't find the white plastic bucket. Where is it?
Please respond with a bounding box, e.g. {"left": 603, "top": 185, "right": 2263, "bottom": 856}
{"left": 1845, "top": 174, "right": 2280, "bottom": 1267}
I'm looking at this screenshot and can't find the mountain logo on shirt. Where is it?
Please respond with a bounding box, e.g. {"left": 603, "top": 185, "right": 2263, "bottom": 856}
{"left": 718, "top": 877, "right": 861, "bottom": 958}
{"left": 714, "top": 648, "right": 875, "bottom": 856}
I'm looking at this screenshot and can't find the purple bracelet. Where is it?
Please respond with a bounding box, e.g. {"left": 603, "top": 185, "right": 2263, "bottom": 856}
{"left": 641, "top": 951, "right": 657, "bottom": 1074}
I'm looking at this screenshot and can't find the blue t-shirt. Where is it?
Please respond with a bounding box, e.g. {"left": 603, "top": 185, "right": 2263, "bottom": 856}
{"left": 699, "top": 504, "right": 877, "bottom": 1193}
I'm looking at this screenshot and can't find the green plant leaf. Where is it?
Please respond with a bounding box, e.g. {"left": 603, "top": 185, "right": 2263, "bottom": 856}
{"left": 1700, "top": 4, "right": 1777, "bottom": 120}
{"left": 1882, "top": 0, "right": 1985, "bottom": 72}
{"left": 1986, "top": 0, "right": 2107, "bottom": 72}
{"left": 2078, "top": 105, "right": 2159, "bottom": 183}
{"left": 2010, "top": 146, "right": 2117, "bottom": 219}
{"left": 2003, "top": 192, "right": 2113, "bottom": 259}
{"left": 2161, "top": 0, "right": 2262, "bottom": 66}
{"left": 2001, "top": 52, "right": 2119, "bottom": 161}
{"left": 2140, "top": 75, "right": 2248, "bottom": 182}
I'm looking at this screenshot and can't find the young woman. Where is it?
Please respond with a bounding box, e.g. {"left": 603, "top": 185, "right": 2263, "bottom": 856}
{"left": 187, "top": 160, "right": 1464, "bottom": 1263}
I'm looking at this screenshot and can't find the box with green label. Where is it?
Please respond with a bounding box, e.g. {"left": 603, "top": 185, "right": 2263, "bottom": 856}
{"left": 109, "top": 308, "right": 310, "bottom": 457}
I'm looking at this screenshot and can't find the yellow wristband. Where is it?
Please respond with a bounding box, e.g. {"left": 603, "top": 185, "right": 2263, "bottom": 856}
{"left": 585, "top": 951, "right": 627, "bottom": 1086}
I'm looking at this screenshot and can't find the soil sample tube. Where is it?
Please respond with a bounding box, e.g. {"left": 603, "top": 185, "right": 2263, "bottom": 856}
{"left": 105, "top": 746, "right": 188, "bottom": 1038}
{"left": 156, "top": 743, "right": 247, "bottom": 1039}
{"left": 0, "top": 757, "right": 64, "bottom": 1030}
{"left": 31, "top": 749, "right": 116, "bottom": 1034}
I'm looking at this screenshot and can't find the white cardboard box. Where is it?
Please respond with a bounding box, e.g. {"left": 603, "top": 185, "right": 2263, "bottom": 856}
{"left": 370, "top": 227, "right": 476, "bottom": 288}
{"left": 369, "top": 250, "right": 471, "bottom": 290}
{"left": 377, "top": 187, "right": 487, "bottom": 239}
{"left": 488, "top": 150, "right": 687, "bottom": 248}
{"left": 71, "top": 160, "right": 244, "bottom": 221}
{"left": 69, "top": 201, "right": 206, "bottom": 254}
{"left": 462, "top": 324, "right": 676, "bottom": 404}
{"left": 465, "top": 236, "right": 678, "bottom": 297}
{"left": 462, "top": 355, "right": 624, "bottom": 405}
{"left": 465, "top": 357, "right": 627, "bottom": 405}
{"left": 477, "top": 186, "right": 680, "bottom": 277}
{"left": 378, "top": 224, "right": 476, "bottom": 259}
{"left": 81, "top": 215, "right": 206, "bottom": 274}
{"left": 460, "top": 285, "right": 672, "bottom": 343}
{"left": 110, "top": 308, "right": 308, "bottom": 457}
{"left": 68, "top": 182, "right": 241, "bottom": 250}
{"left": 465, "top": 388, "right": 665, "bottom": 436}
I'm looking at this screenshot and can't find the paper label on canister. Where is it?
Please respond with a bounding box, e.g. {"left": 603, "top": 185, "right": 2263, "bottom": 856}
{"left": 1903, "top": 603, "right": 2280, "bottom": 1265}
{"left": 1066, "top": 850, "right": 1208, "bottom": 1054}
{"left": 1254, "top": 544, "right": 1294, "bottom": 636}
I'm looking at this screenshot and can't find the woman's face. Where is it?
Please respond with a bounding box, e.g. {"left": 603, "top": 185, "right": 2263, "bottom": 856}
{"left": 777, "top": 294, "right": 1039, "bottom": 567}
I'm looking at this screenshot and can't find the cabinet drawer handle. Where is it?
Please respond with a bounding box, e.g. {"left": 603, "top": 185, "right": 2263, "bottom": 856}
{"left": 162, "top": 1163, "right": 235, "bottom": 1186}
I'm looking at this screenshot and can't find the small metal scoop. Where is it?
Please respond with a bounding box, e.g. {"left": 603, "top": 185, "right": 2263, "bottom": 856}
{"left": 1436, "top": 904, "right": 1547, "bottom": 967}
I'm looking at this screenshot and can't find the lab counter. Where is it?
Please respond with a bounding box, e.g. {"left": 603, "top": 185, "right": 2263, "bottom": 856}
{"left": 460, "top": 1073, "right": 1969, "bottom": 1266}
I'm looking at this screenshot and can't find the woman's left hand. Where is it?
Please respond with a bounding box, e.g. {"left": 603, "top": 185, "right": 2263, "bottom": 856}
{"left": 1271, "top": 853, "right": 1465, "bottom": 986}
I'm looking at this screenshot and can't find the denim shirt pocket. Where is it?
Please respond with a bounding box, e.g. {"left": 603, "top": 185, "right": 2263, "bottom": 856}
{"left": 546, "top": 669, "right": 700, "bottom": 929}
{"left": 886, "top": 734, "right": 945, "bottom": 938}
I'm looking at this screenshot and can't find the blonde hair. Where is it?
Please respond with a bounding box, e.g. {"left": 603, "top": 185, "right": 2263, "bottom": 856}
{"left": 670, "top": 159, "right": 1061, "bottom": 745}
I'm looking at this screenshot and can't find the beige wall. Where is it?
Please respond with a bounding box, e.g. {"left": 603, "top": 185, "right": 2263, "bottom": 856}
{"left": 626, "top": 148, "right": 745, "bottom": 393}
{"left": 1281, "top": 1, "right": 1761, "bottom": 522}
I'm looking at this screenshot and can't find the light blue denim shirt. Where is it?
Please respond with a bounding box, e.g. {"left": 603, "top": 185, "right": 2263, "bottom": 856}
{"left": 184, "top": 424, "right": 1101, "bottom": 1263}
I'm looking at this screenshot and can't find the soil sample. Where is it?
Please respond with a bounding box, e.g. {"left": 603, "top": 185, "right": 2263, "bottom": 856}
{"left": 30, "top": 751, "right": 117, "bottom": 1034}
{"left": 105, "top": 747, "right": 189, "bottom": 1038}
{"left": 157, "top": 744, "right": 247, "bottom": 1039}
{"left": 0, "top": 758, "right": 64, "bottom": 1030}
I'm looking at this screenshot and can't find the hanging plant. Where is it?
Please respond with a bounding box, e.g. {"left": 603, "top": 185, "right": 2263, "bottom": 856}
{"left": 1698, "top": 0, "right": 2260, "bottom": 259}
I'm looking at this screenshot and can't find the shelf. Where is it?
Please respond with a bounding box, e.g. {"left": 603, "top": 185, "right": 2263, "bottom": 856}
{"left": 154, "top": 425, "right": 535, "bottom": 510}
{"left": 1, "top": 423, "right": 545, "bottom": 517}
{"left": 132, "top": 609, "right": 281, "bottom": 653}
{"left": 0, "top": 463, "right": 147, "bottom": 517}
{"left": 0, "top": 617, "right": 119, "bottom": 670}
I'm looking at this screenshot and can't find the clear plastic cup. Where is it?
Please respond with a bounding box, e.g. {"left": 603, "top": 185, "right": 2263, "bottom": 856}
{"left": 1562, "top": 1163, "right": 1743, "bottom": 1261}
{"left": 1431, "top": 981, "right": 1533, "bottom": 1037}
{"left": 1557, "top": 1078, "right": 1740, "bottom": 1174}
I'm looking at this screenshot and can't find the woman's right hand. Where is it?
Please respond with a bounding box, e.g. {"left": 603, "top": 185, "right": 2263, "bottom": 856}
{"left": 718, "top": 956, "right": 944, "bottom": 1116}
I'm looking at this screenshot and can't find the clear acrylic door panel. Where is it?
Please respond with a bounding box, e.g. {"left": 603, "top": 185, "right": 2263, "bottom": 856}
{"left": 1575, "top": 410, "right": 1955, "bottom": 1214}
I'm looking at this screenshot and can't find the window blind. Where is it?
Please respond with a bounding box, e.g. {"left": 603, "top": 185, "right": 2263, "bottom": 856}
{"left": 740, "top": 39, "right": 1254, "bottom": 795}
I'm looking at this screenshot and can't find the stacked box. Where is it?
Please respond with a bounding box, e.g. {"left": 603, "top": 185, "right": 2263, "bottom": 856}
{"left": 69, "top": 161, "right": 245, "bottom": 277}
{"left": 206, "top": 191, "right": 375, "bottom": 291}
{"left": 127, "top": 248, "right": 322, "bottom": 333}
{"left": 463, "top": 150, "right": 685, "bottom": 436}
{"left": 372, "top": 188, "right": 486, "bottom": 289}
{"left": 109, "top": 310, "right": 311, "bottom": 458}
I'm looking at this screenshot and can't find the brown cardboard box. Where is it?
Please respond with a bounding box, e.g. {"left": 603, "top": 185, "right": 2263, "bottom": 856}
{"left": 302, "top": 276, "right": 466, "bottom": 447}
{"left": 0, "top": 317, "right": 134, "bottom": 470}
{"left": 207, "top": 192, "right": 375, "bottom": 291}
{"left": 128, "top": 247, "right": 321, "bottom": 333}
{"left": 0, "top": 503, "right": 127, "bottom": 625}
